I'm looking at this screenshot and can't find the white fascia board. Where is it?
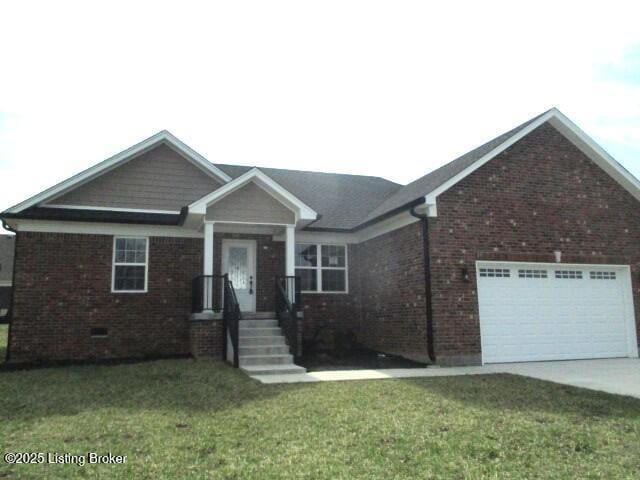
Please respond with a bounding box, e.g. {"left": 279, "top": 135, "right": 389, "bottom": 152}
{"left": 43, "top": 204, "right": 182, "bottom": 214}
{"left": 546, "top": 112, "right": 640, "bottom": 202}
{"left": 424, "top": 108, "right": 640, "bottom": 210}
{"left": 424, "top": 110, "right": 556, "bottom": 208}
{"left": 189, "top": 167, "right": 318, "bottom": 220}
{"left": 5, "top": 130, "right": 231, "bottom": 214}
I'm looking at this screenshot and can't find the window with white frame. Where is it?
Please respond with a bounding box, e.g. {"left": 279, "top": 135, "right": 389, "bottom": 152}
{"left": 295, "top": 243, "right": 347, "bottom": 293}
{"left": 112, "top": 237, "right": 148, "bottom": 292}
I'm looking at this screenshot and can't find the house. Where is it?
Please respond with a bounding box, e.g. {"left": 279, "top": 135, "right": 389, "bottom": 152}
{"left": 0, "top": 235, "right": 15, "bottom": 318}
{"left": 1, "top": 108, "right": 639, "bottom": 372}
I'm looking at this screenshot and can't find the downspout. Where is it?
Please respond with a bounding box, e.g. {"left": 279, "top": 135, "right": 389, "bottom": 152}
{"left": 1, "top": 219, "right": 17, "bottom": 363}
{"left": 409, "top": 207, "right": 436, "bottom": 363}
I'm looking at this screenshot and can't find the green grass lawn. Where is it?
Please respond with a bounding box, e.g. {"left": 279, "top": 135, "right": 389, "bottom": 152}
{"left": 0, "top": 324, "right": 7, "bottom": 363}
{"left": 1, "top": 360, "right": 639, "bottom": 479}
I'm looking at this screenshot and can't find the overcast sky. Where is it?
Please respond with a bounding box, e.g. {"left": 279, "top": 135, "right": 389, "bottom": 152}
{"left": 1, "top": 1, "right": 639, "bottom": 233}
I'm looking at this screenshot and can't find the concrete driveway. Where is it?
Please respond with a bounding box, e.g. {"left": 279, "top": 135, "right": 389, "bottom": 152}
{"left": 483, "top": 358, "right": 640, "bottom": 399}
{"left": 254, "top": 358, "right": 640, "bottom": 399}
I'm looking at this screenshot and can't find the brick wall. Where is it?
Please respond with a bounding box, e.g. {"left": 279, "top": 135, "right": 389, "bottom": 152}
{"left": 190, "top": 318, "right": 223, "bottom": 358}
{"left": 9, "top": 233, "right": 202, "bottom": 363}
{"left": 12, "top": 123, "right": 637, "bottom": 366}
{"left": 299, "top": 245, "right": 361, "bottom": 348}
{"left": 354, "top": 222, "right": 429, "bottom": 361}
{"left": 429, "top": 122, "right": 640, "bottom": 365}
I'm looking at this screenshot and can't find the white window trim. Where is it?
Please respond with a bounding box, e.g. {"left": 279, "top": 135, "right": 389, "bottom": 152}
{"left": 111, "top": 236, "right": 149, "bottom": 293}
{"left": 296, "top": 243, "right": 349, "bottom": 294}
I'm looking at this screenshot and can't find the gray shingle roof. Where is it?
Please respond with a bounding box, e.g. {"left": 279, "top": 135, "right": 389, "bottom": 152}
{"left": 3, "top": 110, "right": 551, "bottom": 233}
{"left": 0, "top": 235, "right": 15, "bottom": 283}
{"left": 215, "top": 111, "right": 549, "bottom": 230}
{"left": 360, "top": 110, "right": 551, "bottom": 224}
{"left": 214, "top": 164, "right": 402, "bottom": 229}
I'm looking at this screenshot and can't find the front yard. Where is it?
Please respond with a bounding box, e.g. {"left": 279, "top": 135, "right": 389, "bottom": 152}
{"left": 1, "top": 359, "right": 639, "bottom": 479}
{"left": 0, "top": 324, "right": 7, "bottom": 363}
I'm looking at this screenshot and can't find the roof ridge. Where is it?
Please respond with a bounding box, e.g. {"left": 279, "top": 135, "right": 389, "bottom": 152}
{"left": 213, "top": 163, "right": 403, "bottom": 186}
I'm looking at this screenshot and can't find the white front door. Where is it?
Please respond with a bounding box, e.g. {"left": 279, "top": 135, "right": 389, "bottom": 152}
{"left": 477, "top": 261, "right": 639, "bottom": 364}
{"left": 222, "top": 239, "right": 257, "bottom": 312}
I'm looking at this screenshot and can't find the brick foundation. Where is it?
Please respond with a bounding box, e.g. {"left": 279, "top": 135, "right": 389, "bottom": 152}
{"left": 190, "top": 316, "right": 223, "bottom": 358}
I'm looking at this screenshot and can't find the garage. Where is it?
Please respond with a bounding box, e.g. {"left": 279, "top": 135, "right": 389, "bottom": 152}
{"left": 477, "top": 261, "right": 639, "bottom": 364}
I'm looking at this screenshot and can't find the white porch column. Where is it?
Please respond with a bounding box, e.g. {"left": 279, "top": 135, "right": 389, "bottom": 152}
{"left": 285, "top": 225, "right": 296, "bottom": 303}
{"left": 285, "top": 225, "right": 295, "bottom": 276}
{"left": 203, "top": 222, "right": 215, "bottom": 276}
{"left": 203, "top": 222, "right": 215, "bottom": 312}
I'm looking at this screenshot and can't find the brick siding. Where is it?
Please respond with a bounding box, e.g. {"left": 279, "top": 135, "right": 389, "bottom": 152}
{"left": 7, "top": 122, "right": 640, "bottom": 365}
{"left": 190, "top": 318, "right": 223, "bottom": 358}
{"left": 429, "top": 122, "right": 640, "bottom": 364}
{"left": 354, "top": 222, "right": 429, "bottom": 361}
{"left": 9, "top": 233, "right": 202, "bottom": 363}
{"left": 299, "top": 245, "right": 361, "bottom": 349}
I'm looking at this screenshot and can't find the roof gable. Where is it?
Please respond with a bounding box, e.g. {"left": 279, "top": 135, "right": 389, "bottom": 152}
{"left": 5, "top": 130, "right": 231, "bottom": 214}
{"left": 206, "top": 182, "right": 296, "bottom": 224}
{"left": 215, "top": 164, "right": 401, "bottom": 229}
{"left": 361, "top": 108, "right": 640, "bottom": 223}
{"left": 46, "top": 143, "right": 224, "bottom": 212}
{"left": 189, "top": 168, "right": 317, "bottom": 222}
{"left": 4, "top": 109, "right": 638, "bottom": 233}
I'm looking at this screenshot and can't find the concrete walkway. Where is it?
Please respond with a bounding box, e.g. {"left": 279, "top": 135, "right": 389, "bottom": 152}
{"left": 251, "top": 358, "right": 640, "bottom": 399}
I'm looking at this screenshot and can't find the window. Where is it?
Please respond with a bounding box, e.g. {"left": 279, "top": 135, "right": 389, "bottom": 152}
{"left": 295, "top": 243, "right": 347, "bottom": 293}
{"left": 518, "top": 269, "right": 548, "bottom": 279}
{"left": 112, "top": 237, "right": 148, "bottom": 292}
{"left": 590, "top": 271, "right": 616, "bottom": 280}
{"left": 479, "top": 268, "right": 510, "bottom": 278}
{"left": 555, "top": 270, "right": 583, "bottom": 279}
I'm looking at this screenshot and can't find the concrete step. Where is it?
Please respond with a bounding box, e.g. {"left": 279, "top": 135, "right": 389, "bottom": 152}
{"left": 240, "top": 335, "right": 287, "bottom": 347}
{"left": 241, "top": 364, "right": 307, "bottom": 375}
{"left": 239, "top": 319, "right": 278, "bottom": 328}
{"left": 242, "top": 311, "right": 276, "bottom": 320}
{"left": 239, "top": 353, "right": 294, "bottom": 366}
{"left": 239, "top": 345, "right": 291, "bottom": 356}
{"left": 240, "top": 327, "right": 281, "bottom": 337}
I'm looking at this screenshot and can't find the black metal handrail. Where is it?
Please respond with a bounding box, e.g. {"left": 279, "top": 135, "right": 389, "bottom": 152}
{"left": 275, "top": 275, "right": 301, "bottom": 357}
{"left": 223, "top": 274, "right": 241, "bottom": 367}
{"left": 192, "top": 275, "right": 224, "bottom": 313}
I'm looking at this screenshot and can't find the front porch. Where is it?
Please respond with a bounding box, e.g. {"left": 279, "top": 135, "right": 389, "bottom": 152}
{"left": 183, "top": 167, "right": 352, "bottom": 373}
{"left": 189, "top": 223, "right": 305, "bottom": 374}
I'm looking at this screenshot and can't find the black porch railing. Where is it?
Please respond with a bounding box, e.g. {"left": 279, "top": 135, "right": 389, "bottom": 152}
{"left": 223, "top": 274, "right": 241, "bottom": 367}
{"left": 191, "top": 274, "right": 241, "bottom": 367}
{"left": 192, "top": 275, "right": 224, "bottom": 313}
{"left": 275, "top": 275, "right": 301, "bottom": 357}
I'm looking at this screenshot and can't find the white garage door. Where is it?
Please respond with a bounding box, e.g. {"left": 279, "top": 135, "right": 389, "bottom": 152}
{"left": 477, "top": 262, "right": 638, "bottom": 363}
